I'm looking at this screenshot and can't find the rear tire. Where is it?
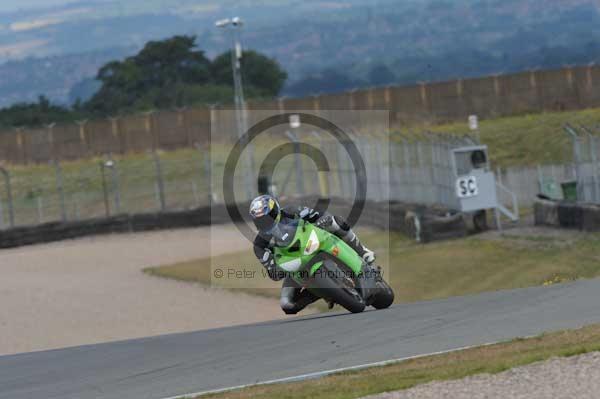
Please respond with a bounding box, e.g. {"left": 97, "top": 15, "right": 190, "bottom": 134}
{"left": 310, "top": 260, "right": 366, "bottom": 314}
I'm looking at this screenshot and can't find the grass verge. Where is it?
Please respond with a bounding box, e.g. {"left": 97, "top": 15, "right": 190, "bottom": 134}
{"left": 145, "top": 229, "right": 600, "bottom": 306}
{"left": 196, "top": 323, "right": 600, "bottom": 399}
{"left": 426, "top": 107, "right": 600, "bottom": 167}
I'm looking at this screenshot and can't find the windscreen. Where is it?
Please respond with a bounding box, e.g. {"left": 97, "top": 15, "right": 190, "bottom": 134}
{"left": 270, "top": 218, "right": 299, "bottom": 247}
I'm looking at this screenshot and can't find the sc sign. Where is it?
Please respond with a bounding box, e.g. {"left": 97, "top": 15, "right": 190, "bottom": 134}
{"left": 456, "top": 176, "right": 479, "bottom": 198}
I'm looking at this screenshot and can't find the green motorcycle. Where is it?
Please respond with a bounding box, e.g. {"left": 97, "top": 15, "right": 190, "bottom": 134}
{"left": 271, "top": 218, "right": 395, "bottom": 313}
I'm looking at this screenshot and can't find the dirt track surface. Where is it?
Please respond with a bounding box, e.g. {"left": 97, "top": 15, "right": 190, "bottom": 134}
{"left": 0, "top": 226, "right": 285, "bottom": 356}
{"left": 364, "top": 352, "right": 600, "bottom": 399}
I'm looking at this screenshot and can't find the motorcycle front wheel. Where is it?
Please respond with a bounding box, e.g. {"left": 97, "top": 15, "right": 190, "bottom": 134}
{"left": 371, "top": 278, "right": 395, "bottom": 309}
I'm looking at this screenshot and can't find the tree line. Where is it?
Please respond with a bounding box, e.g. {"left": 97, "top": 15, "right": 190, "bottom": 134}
{"left": 0, "top": 35, "right": 287, "bottom": 128}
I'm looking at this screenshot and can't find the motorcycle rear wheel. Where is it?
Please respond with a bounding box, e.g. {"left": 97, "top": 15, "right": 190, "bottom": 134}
{"left": 310, "top": 259, "right": 366, "bottom": 314}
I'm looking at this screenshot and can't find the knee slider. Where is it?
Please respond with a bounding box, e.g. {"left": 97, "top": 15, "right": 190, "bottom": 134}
{"left": 280, "top": 299, "right": 299, "bottom": 314}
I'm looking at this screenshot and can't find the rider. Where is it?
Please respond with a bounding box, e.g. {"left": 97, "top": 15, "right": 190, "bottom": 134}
{"left": 249, "top": 194, "right": 375, "bottom": 315}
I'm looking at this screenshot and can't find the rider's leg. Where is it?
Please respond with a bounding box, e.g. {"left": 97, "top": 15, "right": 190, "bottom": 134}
{"left": 316, "top": 214, "right": 375, "bottom": 264}
{"left": 280, "top": 276, "right": 320, "bottom": 315}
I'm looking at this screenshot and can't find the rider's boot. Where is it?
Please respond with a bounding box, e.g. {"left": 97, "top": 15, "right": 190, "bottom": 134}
{"left": 342, "top": 229, "right": 376, "bottom": 265}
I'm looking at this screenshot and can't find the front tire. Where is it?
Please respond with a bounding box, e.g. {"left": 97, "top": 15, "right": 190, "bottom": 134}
{"left": 310, "top": 260, "right": 366, "bottom": 314}
{"left": 371, "top": 278, "right": 394, "bottom": 309}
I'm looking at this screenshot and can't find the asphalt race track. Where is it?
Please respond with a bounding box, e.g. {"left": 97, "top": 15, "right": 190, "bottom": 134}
{"left": 3, "top": 278, "right": 600, "bottom": 399}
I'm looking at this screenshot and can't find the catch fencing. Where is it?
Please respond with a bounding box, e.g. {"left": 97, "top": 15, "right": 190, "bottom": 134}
{"left": 0, "top": 149, "right": 211, "bottom": 229}
{"left": 565, "top": 123, "right": 600, "bottom": 203}
{"left": 213, "top": 129, "right": 478, "bottom": 212}
{"left": 243, "top": 130, "right": 569, "bottom": 211}
{"left": 498, "top": 163, "right": 577, "bottom": 206}
{"left": 0, "top": 131, "right": 571, "bottom": 231}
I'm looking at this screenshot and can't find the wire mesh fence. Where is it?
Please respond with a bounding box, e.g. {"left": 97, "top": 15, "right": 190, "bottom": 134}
{"left": 497, "top": 163, "right": 577, "bottom": 206}
{"left": 565, "top": 123, "right": 600, "bottom": 203}
{"left": 0, "top": 149, "right": 210, "bottom": 230}
{"left": 212, "top": 130, "right": 499, "bottom": 211}
{"left": 0, "top": 130, "right": 580, "bottom": 231}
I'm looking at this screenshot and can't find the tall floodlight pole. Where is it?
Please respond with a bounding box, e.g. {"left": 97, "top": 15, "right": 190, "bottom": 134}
{"left": 216, "top": 17, "right": 254, "bottom": 200}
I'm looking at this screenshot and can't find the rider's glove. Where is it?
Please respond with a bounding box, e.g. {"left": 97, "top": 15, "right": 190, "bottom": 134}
{"left": 299, "top": 207, "right": 320, "bottom": 223}
{"left": 260, "top": 249, "right": 281, "bottom": 280}
{"left": 260, "top": 249, "right": 275, "bottom": 267}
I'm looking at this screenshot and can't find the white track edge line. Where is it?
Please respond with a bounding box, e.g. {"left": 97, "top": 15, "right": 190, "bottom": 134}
{"left": 161, "top": 340, "right": 508, "bottom": 399}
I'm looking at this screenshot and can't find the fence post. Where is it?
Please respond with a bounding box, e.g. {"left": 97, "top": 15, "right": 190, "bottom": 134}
{"left": 389, "top": 142, "right": 398, "bottom": 201}
{"left": 402, "top": 139, "right": 411, "bottom": 202}
{"left": 108, "top": 155, "right": 121, "bottom": 214}
{"left": 565, "top": 125, "right": 583, "bottom": 198}
{"left": 177, "top": 107, "right": 193, "bottom": 148}
{"left": 285, "top": 131, "right": 304, "bottom": 196}
{"left": 375, "top": 137, "right": 388, "bottom": 202}
{"left": 37, "top": 196, "right": 44, "bottom": 224}
{"left": 536, "top": 164, "right": 543, "bottom": 193}
{"left": 73, "top": 197, "right": 81, "bottom": 221}
{"left": 345, "top": 131, "right": 358, "bottom": 198}
{"left": 0, "top": 167, "right": 15, "bottom": 228}
{"left": 0, "top": 199, "right": 3, "bottom": 229}
{"left": 191, "top": 181, "right": 200, "bottom": 206}
{"left": 152, "top": 151, "right": 166, "bottom": 211}
{"left": 589, "top": 134, "right": 598, "bottom": 202}
{"left": 365, "top": 137, "right": 377, "bottom": 201}
{"left": 154, "top": 183, "right": 161, "bottom": 209}
{"left": 142, "top": 110, "right": 157, "bottom": 151}
{"left": 416, "top": 141, "right": 425, "bottom": 203}
{"left": 195, "top": 143, "right": 213, "bottom": 205}
{"left": 109, "top": 116, "right": 125, "bottom": 154}
{"left": 54, "top": 161, "right": 67, "bottom": 222}
{"left": 358, "top": 136, "right": 377, "bottom": 202}
{"left": 496, "top": 166, "right": 503, "bottom": 185}
{"left": 312, "top": 131, "right": 330, "bottom": 198}
{"left": 335, "top": 142, "right": 348, "bottom": 199}
{"left": 204, "top": 148, "right": 213, "bottom": 205}
{"left": 99, "top": 160, "right": 111, "bottom": 217}
{"left": 47, "top": 123, "right": 57, "bottom": 161}
{"left": 428, "top": 138, "right": 438, "bottom": 205}
{"left": 76, "top": 120, "right": 89, "bottom": 157}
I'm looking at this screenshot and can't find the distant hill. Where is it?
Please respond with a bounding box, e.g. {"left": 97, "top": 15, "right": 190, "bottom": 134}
{"left": 0, "top": 48, "right": 131, "bottom": 107}
{"left": 1, "top": 0, "right": 600, "bottom": 105}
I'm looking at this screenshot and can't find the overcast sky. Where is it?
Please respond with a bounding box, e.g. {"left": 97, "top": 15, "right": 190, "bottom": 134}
{"left": 0, "top": 0, "right": 81, "bottom": 13}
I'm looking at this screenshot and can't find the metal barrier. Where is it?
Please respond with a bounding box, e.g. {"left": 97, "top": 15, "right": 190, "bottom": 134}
{"left": 565, "top": 123, "right": 600, "bottom": 203}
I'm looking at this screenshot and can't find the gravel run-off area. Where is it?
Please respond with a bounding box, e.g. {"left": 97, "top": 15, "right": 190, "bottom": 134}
{"left": 0, "top": 226, "right": 287, "bottom": 356}
{"left": 363, "top": 351, "right": 600, "bottom": 399}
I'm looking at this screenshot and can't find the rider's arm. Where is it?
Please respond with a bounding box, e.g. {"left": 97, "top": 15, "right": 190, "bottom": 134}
{"left": 253, "top": 233, "right": 283, "bottom": 281}
{"left": 297, "top": 207, "right": 320, "bottom": 223}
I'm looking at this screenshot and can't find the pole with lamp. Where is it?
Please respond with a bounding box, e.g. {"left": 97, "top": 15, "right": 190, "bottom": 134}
{"left": 215, "top": 17, "right": 255, "bottom": 200}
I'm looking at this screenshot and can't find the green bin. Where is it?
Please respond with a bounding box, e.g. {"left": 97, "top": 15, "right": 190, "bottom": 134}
{"left": 561, "top": 181, "right": 578, "bottom": 201}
